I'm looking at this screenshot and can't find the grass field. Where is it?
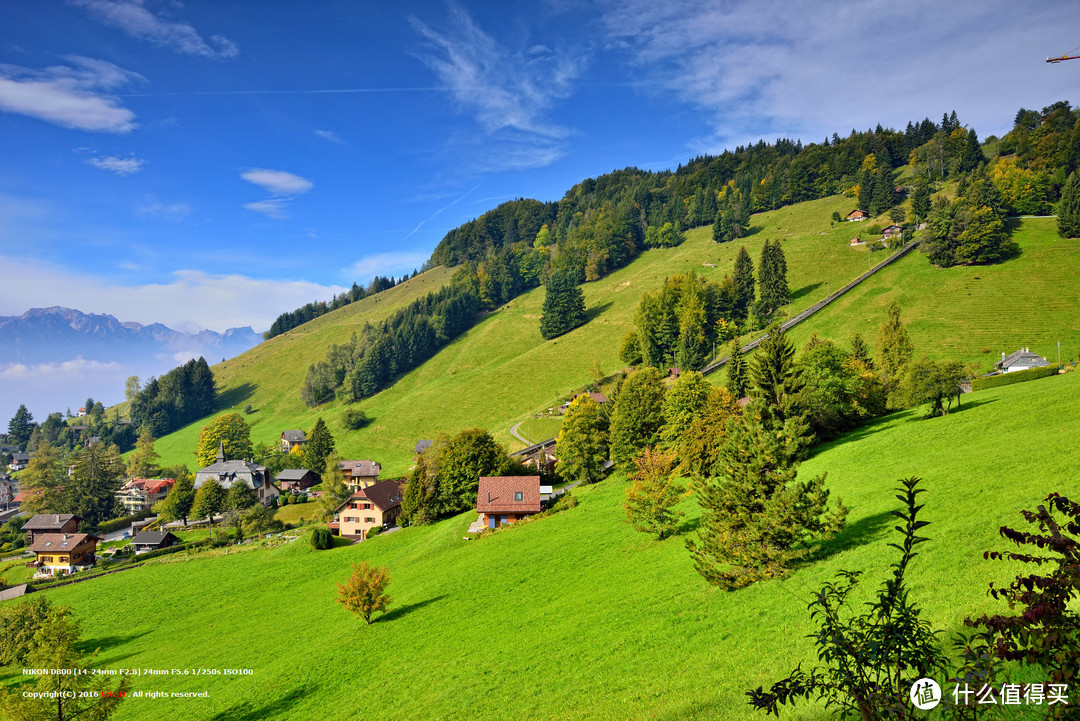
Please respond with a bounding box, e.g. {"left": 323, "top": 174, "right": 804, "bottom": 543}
{"left": 5, "top": 370, "right": 1074, "bottom": 719}
{"left": 515, "top": 416, "right": 564, "bottom": 444}
{"left": 145, "top": 204, "right": 1080, "bottom": 481}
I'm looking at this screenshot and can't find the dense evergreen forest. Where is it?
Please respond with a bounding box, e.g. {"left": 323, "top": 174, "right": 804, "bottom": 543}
{"left": 129, "top": 357, "right": 216, "bottom": 438}
{"left": 264, "top": 274, "right": 409, "bottom": 340}
{"left": 291, "top": 102, "right": 1080, "bottom": 407}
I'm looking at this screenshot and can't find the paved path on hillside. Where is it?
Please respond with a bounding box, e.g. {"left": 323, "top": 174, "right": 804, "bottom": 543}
{"left": 509, "top": 421, "right": 530, "bottom": 445}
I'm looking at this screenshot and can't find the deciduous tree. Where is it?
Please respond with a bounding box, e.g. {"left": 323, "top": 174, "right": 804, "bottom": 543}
{"left": 555, "top": 394, "right": 607, "bottom": 484}
{"left": 157, "top": 473, "right": 195, "bottom": 526}
{"left": 191, "top": 478, "right": 225, "bottom": 524}
{"left": 609, "top": 367, "right": 666, "bottom": 471}
{"left": 316, "top": 452, "right": 352, "bottom": 521}
{"left": 127, "top": 427, "right": 160, "bottom": 479}
{"left": 67, "top": 442, "right": 126, "bottom": 525}
{"left": 16, "top": 441, "right": 66, "bottom": 515}
{"left": 337, "top": 561, "right": 391, "bottom": 625}
{"left": 875, "top": 302, "right": 914, "bottom": 397}
{"left": 624, "top": 448, "right": 686, "bottom": 540}
{"left": 195, "top": 413, "right": 253, "bottom": 468}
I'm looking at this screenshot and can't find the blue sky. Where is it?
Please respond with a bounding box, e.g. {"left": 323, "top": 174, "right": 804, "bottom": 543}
{"left": 1, "top": 0, "right": 1078, "bottom": 334}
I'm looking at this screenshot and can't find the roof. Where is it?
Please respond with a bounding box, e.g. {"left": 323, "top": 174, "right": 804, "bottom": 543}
{"left": 476, "top": 476, "right": 542, "bottom": 515}
{"left": 28, "top": 532, "right": 99, "bottom": 553}
{"left": 276, "top": 468, "right": 315, "bottom": 481}
{"left": 997, "top": 348, "right": 1050, "bottom": 370}
{"left": 587, "top": 391, "right": 608, "bottom": 404}
{"left": 11, "top": 452, "right": 30, "bottom": 462}
{"left": 130, "top": 531, "right": 177, "bottom": 546}
{"left": 281, "top": 430, "right": 306, "bottom": 443}
{"left": 120, "top": 478, "right": 175, "bottom": 495}
{"left": 22, "top": 514, "right": 81, "bottom": 531}
{"left": 334, "top": 479, "right": 403, "bottom": 514}
{"left": 882, "top": 224, "right": 904, "bottom": 233}
{"left": 340, "top": 460, "right": 381, "bottom": 477}
{"left": 847, "top": 209, "right": 868, "bottom": 218}
{"left": 414, "top": 439, "right": 433, "bottom": 454}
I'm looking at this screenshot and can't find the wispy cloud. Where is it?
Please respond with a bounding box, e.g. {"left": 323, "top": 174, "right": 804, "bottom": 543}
{"left": 240, "top": 168, "right": 313, "bottom": 219}
{"left": 70, "top": 0, "right": 239, "bottom": 59}
{"left": 136, "top": 200, "right": 191, "bottom": 222}
{"left": 0, "top": 255, "right": 346, "bottom": 333}
{"left": 409, "top": 3, "right": 586, "bottom": 169}
{"left": 599, "top": 0, "right": 1079, "bottom": 150}
{"left": 403, "top": 183, "right": 480, "bottom": 241}
{"left": 314, "top": 129, "right": 344, "bottom": 143}
{"left": 87, "top": 154, "right": 146, "bottom": 174}
{"left": 0, "top": 56, "right": 142, "bottom": 132}
{"left": 346, "top": 252, "right": 429, "bottom": 281}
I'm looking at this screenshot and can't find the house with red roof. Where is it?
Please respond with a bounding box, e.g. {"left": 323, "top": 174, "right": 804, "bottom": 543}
{"left": 476, "top": 476, "right": 542, "bottom": 530}
{"left": 116, "top": 478, "right": 175, "bottom": 514}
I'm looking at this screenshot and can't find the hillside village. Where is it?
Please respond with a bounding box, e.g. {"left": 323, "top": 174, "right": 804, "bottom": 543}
{"left": 2, "top": 98, "right": 1080, "bottom": 720}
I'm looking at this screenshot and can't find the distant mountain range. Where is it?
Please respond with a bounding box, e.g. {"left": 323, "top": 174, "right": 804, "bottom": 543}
{"left": 0, "top": 307, "right": 262, "bottom": 421}
{"left": 0, "top": 307, "right": 261, "bottom": 365}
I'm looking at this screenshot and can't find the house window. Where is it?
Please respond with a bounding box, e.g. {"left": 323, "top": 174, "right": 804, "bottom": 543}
{"left": 364, "top": 517, "right": 375, "bottom": 523}
{"left": 362, "top": 502, "right": 371, "bottom": 510}
{"left": 514, "top": 491, "right": 524, "bottom": 501}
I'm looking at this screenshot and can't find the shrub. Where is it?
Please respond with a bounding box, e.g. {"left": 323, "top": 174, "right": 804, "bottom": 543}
{"left": 365, "top": 525, "right": 382, "bottom": 538}
{"left": 970, "top": 364, "right": 1058, "bottom": 391}
{"left": 279, "top": 494, "right": 290, "bottom": 506}
{"left": 311, "top": 527, "right": 332, "bottom": 550}
{"left": 95, "top": 510, "right": 153, "bottom": 535}
{"left": 342, "top": 408, "right": 371, "bottom": 430}
{"left": 243, "top": 403, "right": 254, "bottom": 414}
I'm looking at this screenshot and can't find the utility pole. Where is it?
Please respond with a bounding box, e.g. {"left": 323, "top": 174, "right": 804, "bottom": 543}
{"left": 1058, "top": 340, "right": 1061, "bottom": 366}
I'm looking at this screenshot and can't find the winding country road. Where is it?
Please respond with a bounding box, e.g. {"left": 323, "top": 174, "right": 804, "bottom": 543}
{"left": 509, "top": 421, "right": 530, "bottom": 445}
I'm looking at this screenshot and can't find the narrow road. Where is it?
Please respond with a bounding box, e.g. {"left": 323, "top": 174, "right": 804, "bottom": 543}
{"left": 509, "top": 421, "right": 530, "bottom": 445}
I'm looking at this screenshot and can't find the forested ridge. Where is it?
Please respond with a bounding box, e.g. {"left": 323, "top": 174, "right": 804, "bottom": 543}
{"left": 287, "top": 102, "right": 1080, "bottom": 407}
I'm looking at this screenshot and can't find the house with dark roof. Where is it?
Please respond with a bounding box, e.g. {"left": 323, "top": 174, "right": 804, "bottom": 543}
{"left": 27, "top": 532, "right": 99, "bottom": 577}
{"left": 116, "top": 478, "right": 175, "bottom": 513}
{"left": 333, "top": 479, "right": 402, "bottom": 540}
{"left": 130, "top": 531, "right": 178, "bottom": 554}
{"left": 995, "top": 347, "right": 1051, "bottom": 374}
{"left": 280, "top": 430, "right": 306, "bottom": 453}
{"left": 23, "top": 514, "right": 82, "bottom": 544}
{"left": 194, "top": 443, "right": 278, "bottom": 506}
{"left": 276, "top": 468, "right": 318, "bottom": 492}
{"left": 882, "top": 224, "right": 904, "bottom": 238}
{"left": 339, "top": 460, "right": 381, "bottom": 490}
{"left": 414, "top": 439, "right": 433, "bottom": 455}
{"left": 9, "top": 452, "right": 31, "bottom": 471}
{"left": 846, "top": 209, "right": 869, "bottom": 221}
{"left": 476, "top": 476, "right": 542, "bottom": 530}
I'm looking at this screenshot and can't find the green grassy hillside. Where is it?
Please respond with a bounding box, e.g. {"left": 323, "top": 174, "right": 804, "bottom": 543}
{"left": 16, "top": 368, "right": 1077, "bottom": 720}
{"left": 151, "top": 202, "right": 1080, "bottom": 479}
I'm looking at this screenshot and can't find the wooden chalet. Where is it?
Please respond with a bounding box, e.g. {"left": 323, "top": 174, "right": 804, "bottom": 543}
{"left": 476, "top": 476, "right": 542, "bottom": 530}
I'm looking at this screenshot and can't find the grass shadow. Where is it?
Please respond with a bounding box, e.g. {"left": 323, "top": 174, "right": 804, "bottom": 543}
{"left": 742, "top": 225, "right": 763, "bottom": 237}
{"left": 808, "top": 510, "right": 893, "bottom": 563}
{"left": 217, "top": 383, "right": 257, "bottom": 410}
{"left": 953, "top": 396, "right": 998, "bottom": 412}
{"left": 377, "top": 594, "right": 447, "bottom": 624}
{"left": 790, "top": 282, "right": 824, "bottom": 302}
{"left": 585, "top": 302, "right": 614, "bottom": 322}
{"left": 80, "top": 629, "right": 151, "bottom": 655}
{"left": 675, "top": 515, "right": 702, "bottom": 536}
{"left": 208, "top": 683, "right": 314, "bottom": 721}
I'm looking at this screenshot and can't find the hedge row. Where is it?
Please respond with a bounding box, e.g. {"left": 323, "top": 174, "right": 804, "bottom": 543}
{"left": 971, "top": 364, "right": 1059, "bottom": 392}
{"left": 93, "top": 510, "right": 154, "bottom": 535}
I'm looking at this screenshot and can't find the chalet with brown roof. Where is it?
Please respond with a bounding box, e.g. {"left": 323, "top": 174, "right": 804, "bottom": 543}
{"left": 846, "top": 209, "right": 869, "bottom": 221}
{"left": 280, "top": 430, "right": 306, "bottom": 453}
{"left": 882, "top": 224, "right": 904, "bottom": 238}
{"left": 27, "top": 532, "right": 99, "bottom": 577}
{"left": 334, "top": 479, "right": 402, "bottom": 540}
{"left": 23, "top": 514, "right": 82, "bottom": 544}
{"left": 339, "top": 460, "right": 381, "bottom": 490}
{"left": 476, "top": 476, "right": 542, "bottom": 530}
{"left": 276, "top": 468, "right": 319, "bottom": 492}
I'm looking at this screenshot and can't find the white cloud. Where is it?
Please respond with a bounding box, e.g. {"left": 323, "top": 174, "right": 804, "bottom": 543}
{"left": 314, "top": 129, "right": 344, "bottom": 143}
{"left": 0, "top": 255, "right": 347, "bottom": 333}
{"left": 240, "top": 168, "right": 313, "bottom": 195}
{"left": 240, "top": 168, "right": 314, "bottom": 219}
{"left": 0, "top": 358, "right": 129, "bottom": 425}
{"left": 346, "top": 252, "right": 430, "bottom": 280}
{"left": 0, "top": 358, "right": 122, "bottom": 381}
{"left": 87, "top": 154, "right": 146, "bottom": 174}
{"left": 136, "top": 200, "right": 191, "bottom": 222}
{"left": 600, "top": 0, "right": 1080, "bottom": 150}
{"left": 0, "top": 56, "right": 142, "bottom": 133}
{"left": 410, "top": 3, "right": 586, "bottom": 169}
{"left": 70, "top": 0, "right": 239, "bottom": 59}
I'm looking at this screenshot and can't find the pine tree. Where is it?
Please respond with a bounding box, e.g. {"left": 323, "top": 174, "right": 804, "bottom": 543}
{"left": 732, "top": 246, "right": 755, "bottom": 319}
{"left": 686, "top": 402, "right": 846, "bottom": 589}
{"left": 317, "top": 452, "right": 352, "bottom": 521}
{"left": 7, "top": 405, "right": 35, "bottom": 450}
{"left": 849, "top": 333, "right": 873, "bottom": 369}
{"left": 750, "top": 322, "right": 805, "bottom": 426}
{"left": 555, "top": 394, "right": 607, "bottom": 484}
{"left": 540, "top": 270, "right": 587, "bottom": 340}
{"left": 1058, "top": 171, "right": 1080, "bottom": 239}
{"left": 68, "top": 442, "right": 126, "bottom": 525}
{"left": 757, "top": 241, "right": 789, "bottom": 315}
{"left": 711, "top": 210, "right": 724, "bottom": 242}
{"left": 609, "top": 367, "right": 666, "bottom": 471}
{"left": 725, "top": 339, "right": 748, "bottom": 399}
{"left": 910, "top": 179, "right": 931, "bottom": 224}
{"left": 960, "top": 128, "right": 983, "bottom": 172}
{"left": 17, "top": 441, "right": 66, "bottom": 515}
{"left": 304, "top": 417, "right": 336, "bottom": 477}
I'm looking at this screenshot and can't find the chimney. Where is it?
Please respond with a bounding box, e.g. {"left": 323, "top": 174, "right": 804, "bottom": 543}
{"left": 1001, "top": 352, "right": 1006, "bottom": 362}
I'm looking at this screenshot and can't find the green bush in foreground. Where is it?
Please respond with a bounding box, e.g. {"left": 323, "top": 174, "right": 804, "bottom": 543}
{"left": 311, "top": 527, "right": 332, "bottom": 550}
